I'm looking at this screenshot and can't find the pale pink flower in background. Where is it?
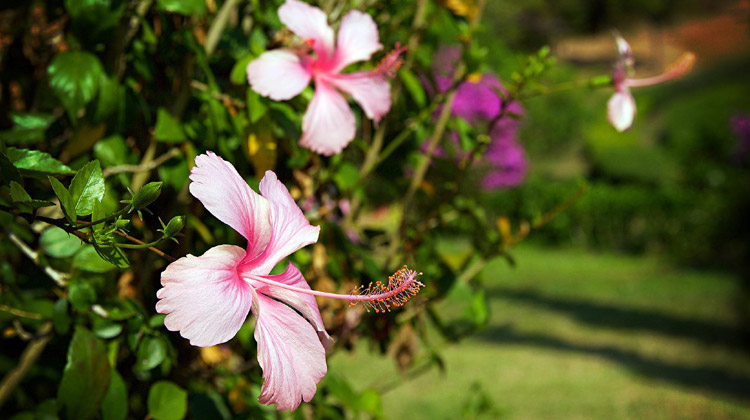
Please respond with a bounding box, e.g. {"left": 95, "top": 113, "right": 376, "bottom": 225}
{"left": 156, "top": 152, "right": 424, "bottom": 411}
{"left": 246, "top": 0, "right": 402, "bottom": 156}
{"left": 608, "top": 34, "right": 696, "bottom": 132}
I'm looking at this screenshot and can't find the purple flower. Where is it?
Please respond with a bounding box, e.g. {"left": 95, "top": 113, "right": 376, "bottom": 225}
{"left": 482, "top": 119, "right": 528, "bottom": 190}
{"left": 425, "top": 46, "right": 528, "bottom": 189}
{"left": 732, "top": 114, "right": 750, "bottom": 161}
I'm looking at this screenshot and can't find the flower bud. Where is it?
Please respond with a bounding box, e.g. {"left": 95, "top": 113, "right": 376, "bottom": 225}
{"left": 162, "top": 216, "right": 185, "bottom": 238}
{"left": 130, "top": 182, "right": 162, "bottom": 211}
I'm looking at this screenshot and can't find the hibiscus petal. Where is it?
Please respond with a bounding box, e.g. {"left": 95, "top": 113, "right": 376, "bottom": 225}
{"left": 253, "top": 293, "right": 327, "bottom": 411}
{"left": 607, "top": 89, "right": 636, "bottom": 132}
{"left": 332, "top": 10, "right": 382, "bottom": 72}
{"left": 327, "top": 72, "right": 391, "bottom": 123}
{"left": 156, "top": 245, "right": 251, "bottom": 347}
{"left": 246, "top": 171, "right": 320, "bottom": 274}
{"left": 247, "top": 50, "right": 311, "bottom": 101}
{"left": 299, "top": 80, "right": 356, "bottom": 155}
{"left": 255, "top": 263, "right": 333, "bottom": 349}
{"left": 189, "top": 152, "right": 272, "bottom": 260}
{"left": 278, "top": 0, "right": 334, "bottom": 59}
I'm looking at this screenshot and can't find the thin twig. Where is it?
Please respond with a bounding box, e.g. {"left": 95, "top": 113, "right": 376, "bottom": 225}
{"left": 190, "top": 80, "right": 245, "bottom": 108}
{"left": 0, "top": 304, "right": 43, "bottom": 320}
{"left": 6, "top": 231, "right": 68, "bottom": 287}
{"left": 204, "top": 0, "right": 243, "bottom": 57}
{"left": 103, "top": 148, "right": 181, "bottom": 177}
{"left": 0, "top": 322, "right": 53, "bottom": 410}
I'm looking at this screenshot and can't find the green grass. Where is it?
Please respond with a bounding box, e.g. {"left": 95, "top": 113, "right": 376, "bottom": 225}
{"left": 329, "top": 246, "right": 750, "bottom": 420}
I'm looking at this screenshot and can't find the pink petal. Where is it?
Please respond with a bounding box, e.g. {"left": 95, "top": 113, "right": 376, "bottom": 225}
{"left": 247, "top": 50, "right": 311, "bottom": 101}
{"left": 254, "top": 263, "right": 333, "bottom": 349}
{"left": 299, "top": 80, "right": 356, "bottom": 155}
{"left": 156, "top": 245, "right": 251, "bottom": 347}
{"left": 253, "top": 293, "right": 327, "bottom": 411}
{"left": 245, "top": 171, "right": 320, "bottom": 274}
{"left": 327, "top": 72, "right": 391, "bottom": 123}
{"left": 607, "top": 89, "right": 636, "bottom": 132}
{"left": 278, "top": 0, "right": 334, "bottom": 59}
{"left": 331, "top": 10, "right": 382, "bottom": 72}
{"left": 189, "top": 152, "right": 272, "bottom": 261}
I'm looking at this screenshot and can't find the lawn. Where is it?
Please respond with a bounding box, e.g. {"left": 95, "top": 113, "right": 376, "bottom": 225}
{"left": 329, "top": 245, "right": 750, "bottom": 419}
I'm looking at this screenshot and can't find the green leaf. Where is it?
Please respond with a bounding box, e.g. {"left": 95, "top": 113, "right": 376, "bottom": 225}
{"left": 73, "top": 245, "right": 114, "bottom": 273}
{"left": 53, "top": 299, "right": 72, "bottom": 335}
{"left": 399, "top": 68, "right": 427, "bottom": 107}
{"left": 333, "top": 162, "right": 360, "bottom": 192}
{"left": 94, "top": 135, "right": 133, "bottom": 167}
{"left": 65, "top": 0, "right": 124, "bottom": 37}
{"left": 101, "top": 369, "right": 128, "bottom": 420}
{"left": 7, "top": 147, "right": 74, "bottom": 178}
{"left": 246, "top": 88, "right": 268, "bottom": 124}
{"left": 0, "top": 113, "right": 56, "bottom": 145}
{"left": 68, "top": 281, "right": 97, "bottom": 311}
{"left": 69, "top": 160, "right": 105, "bottom": 216}
{"left": 40, "top": 226, "right": 83, "bottom": 258}
{"left": 10, "top": 181, "right": 31, "bottom": 202}
{"left": 93, "top": 316, "right": 123, "bottom": 339}
{"left": 95, "top": 73, "right": 123, "bottom": 122}
{"left": 156, "top": 0, "right": 206, "bottom": 16}
{"left": 92, "top": 241, "right": 130, "bottom": 269}
{"left": 154, "top": 108, "right": 187, "bottom": 143}
{"left": 49, "top": 176, "right": 77, "bottom": 223}
{"left": 48, "top": 51, "right": 104, "bottom": 120}
{"left": 136, "top": 336, "right": 166, "bottom": 372}
{"left": 148, "top": 381, "right": 188, "bottom": 420}
{"left": 58, "top": 327, "right": 111, "bottom": 420}
{"left": 0, "top": 150, "right": 22, "bottom": 185}
{"left": 230, "top": 54, "right": 255, "bottom": 85}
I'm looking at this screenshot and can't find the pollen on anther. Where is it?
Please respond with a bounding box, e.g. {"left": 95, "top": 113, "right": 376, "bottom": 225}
{"left": 349, "top": 266, "right": 424, "bottom": 313}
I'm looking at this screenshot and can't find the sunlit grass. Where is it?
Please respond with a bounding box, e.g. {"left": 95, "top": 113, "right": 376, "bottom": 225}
{"left": 329, "top": 245, "right": 750, "bottom": 419}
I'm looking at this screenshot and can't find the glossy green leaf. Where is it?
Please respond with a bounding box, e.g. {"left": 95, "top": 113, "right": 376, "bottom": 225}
{"left": 94, "top": 135, "right": 133, "bottom": 167}
{"left": 148, "top": 381, "right": 188, "bottom": 420}
{"left": 136, "top": 336, "right": 166, "bottom": 371}
{"left": 230, "top": 54, "right": 254, "bottom": 85}
{"left": 0, "top": 150, "right": 22, "bottom": 185}
{"left": 92, "top": 241, "right": 130, "bottom": 269}
{"left": 399, "top": 67, "right": 427, "bottom": 107}
{"left": 154, "top": 108, "right": 187, "bottom": 143}
{"left": 49, "top": 176, "right": 77, "bottom": 223}
{"left": 65, "top": 0, "right": 124, "bottom": 36}
{"left": 10, "top": 181, "right": 31, "bottom": 202}
{"left": 73, "top": 245, "right": 115, "bottom": 272}
{"left": 333, "top": 162, "right": 361, "bottom": 192}
{"left": 93, "top": 316, "right": 123, "bottom": 339}
{"left": 94, "top": 73, "right": 124, "bottom": 122}
{"left": 0, "top": 113, "right": 56, "bottom": 145}
{"left": 48, "top": 51, "right": 104, "bottom": 119}
{"left": 247, "top": 88, "right": 268, "bottom": 124}
{"left": 156, "top": 0, "right": 206, "bottom": 16}
{"left": 69, "top": 160, "right": 105, "bottom": 216}
{"left": 53, "top": 299, "right": 72, "bottom": 335}
{"left": 68, "top": 281, "right": 97, "bottom": 311}
{"left": 58, "top": 327, "right": 111, "bottom": 420}
{"left": 101, "top": 369, "right": 128, "bottom": 420}
{"left": 7, "top": 147, "right": 74, "bottom": 178}
{"left": 40, "top": 226, "right": 83, "bottom": 258}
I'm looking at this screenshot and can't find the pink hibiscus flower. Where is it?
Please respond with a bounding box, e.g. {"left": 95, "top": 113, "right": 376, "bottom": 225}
{"left": 156, "top": 152, "right": 423, "bottom": 411}
{"left": 246, "top": 0, "right": 402, "bottom": 156}
{"left": 608, "top": 34, "right": 696, "bottom": 132}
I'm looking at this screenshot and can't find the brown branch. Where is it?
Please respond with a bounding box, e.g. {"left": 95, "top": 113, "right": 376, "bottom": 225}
{"left": 102, "top": 148, "right": 181, "bottom": 177}
{"left": 0, "top": 322, "right": 53, "bottom": 410}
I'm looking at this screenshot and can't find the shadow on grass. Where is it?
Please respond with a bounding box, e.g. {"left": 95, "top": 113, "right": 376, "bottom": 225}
{"left": 488, "top": 288, "right": 749, "bottom": 350}
{"left": 476, "top": 325, "right": 750, "bottom": 402}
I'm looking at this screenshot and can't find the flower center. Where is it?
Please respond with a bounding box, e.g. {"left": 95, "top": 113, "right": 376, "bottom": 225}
{"left": 244, "top": 266, "right": 424, "bottom": 313}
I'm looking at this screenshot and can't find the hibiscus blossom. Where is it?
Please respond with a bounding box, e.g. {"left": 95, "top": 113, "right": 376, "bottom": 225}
{"left": 156, "top": 152, "right": 423, "bottom": 411}
{"left": 246, "top": 0, "right": 402, "bottom": 156}
{"left": 608, "top": 34, "right": 696, "bottom": 132}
